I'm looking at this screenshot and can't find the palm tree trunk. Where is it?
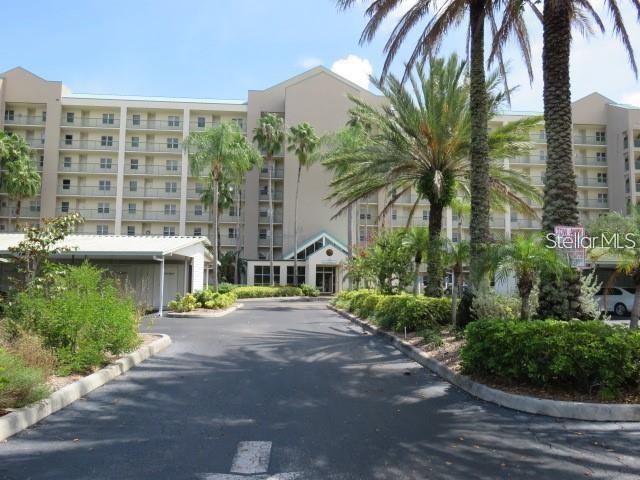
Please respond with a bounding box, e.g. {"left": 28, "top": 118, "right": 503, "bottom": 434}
{"left": 468, "top": 0, "right": 491, "bottom": 287}
{"left": 347, "top": 204, "right": 353, "bottom": 290}
{"left": 235, "top": 187, "right": 240, "bottom": 285}
{"left": 14, "top": 199, "right": 22, "bottom": 232}
{"left": 452, "top": 269, "right": 463, "bottom": 327}
{"left": 413, "top": 259, "right": 421, "bottom": 295}
{"left": 212, "top": 181, "right": 219, "bottom": 292}
{"left": 293, "top": 164, "right": 302, "bottom": 286}
{"left": 425, "top": 203, "right": 444, "bottom": 297}
{"left": 268, "top": 162, "right": 274, "bottom": 286}
{"left": 538, "top": 0, "right": 582, "bottom": 320}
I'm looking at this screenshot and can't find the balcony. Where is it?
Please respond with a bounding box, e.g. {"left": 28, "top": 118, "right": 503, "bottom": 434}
{"left": 61, "top": 118, "right": 120, "bottom": 128}
{"left": 0, "top": 207, "right": 40, "bottom": 218}
{"left": 511, "top": 155, "right": 546, "bottom": 165}
{"left": 187, "top": 212, "right": 210, "bottom": 222}
{"left": 122, "top": 187, "right": 180, "bottom": 198}
{"left": 259, "top": 190, "right": 284, "bottom": 201}
{"left": 56, "top": 208, "right": 115, "bottom": 220}
{"left": 575, "top": 156, "right": 607, "bottom": 166}
{"left": 258, "top": 212, "right": 284, "bottom": 223}
{"left": 530, "top": 176, "right": 545, "bottom": 186}
{"left": 125, "top": 142, "right": 182, "bottom": 154}
{"left": 259, "top": 167, "right": 284, "bottom": 179}
{"left": 635, "top": 139, "right": 640, "bottom": 148}
{"left": 576, "top": 178, "right": 607, "bottom": 187}
{"left": 573, "top": 135, "right": 606, "bottom": 146}
{"left": 4, "top": 115, "right": 45, "bottom": 127}
{"left": 220, "top": 235, "right": 240, "bottom": 246}
{"left": 529, "top": 133, "right": 547, "bottom": 143}
{"left": 26, "top": 138, "right": 45, "bottom": 149}
{"left": 219, "top": 214, "right": 242, "bottom": 223}
{"left": 579, "top": 199, "right": 608, "bottom": 208}
{"left": 59, "top": 139, "right": 119, "bottom": 151}
{"left": 258, "top": 235, "right": 283, "bottom": 246}
{"left": 127, "top": 119, "right": 182, "bottom": 131}
{"left": 124, "top": 164, "right": 182, "bottom": 176}
{"left": 58, "top": 162, "right": 118, "bottom": 174}
{"left": 511, "top": 219, "right": 542, "bottom": 229}
{"left": 57, "top": 186, "right": 116, "bottom": 197}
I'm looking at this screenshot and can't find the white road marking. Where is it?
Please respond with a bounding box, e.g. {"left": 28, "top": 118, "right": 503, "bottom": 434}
{"left": 199, "top": 473, "right": 303, "bottom": 480}
{"left": 230, "top": 441, "right": 272, "bottom": 474}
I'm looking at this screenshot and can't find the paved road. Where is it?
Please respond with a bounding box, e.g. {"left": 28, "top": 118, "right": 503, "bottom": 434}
{"left": 1, "top": 299, "right": 639, "bottom": 479}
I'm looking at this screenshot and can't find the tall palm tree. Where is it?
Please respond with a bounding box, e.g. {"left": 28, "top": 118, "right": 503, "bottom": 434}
{"left": 185, "top": 122, "right": 262, "bottom": 292}
{"left": 324, "top": 55, "right": 541, "bottom": 297}
{"left": 483, "top": 235, "right": 569, "bottom": 320}
{"left": 253, "top": 113, "right": 285, "bottom": 285}
{"left": 336, "top": 0, "right": 534, "bottom": 287}
{"left": 445, "top": 239, "right": 470, "bottom": 326}
{"left": 5, "top": 155, "right": 41, "bottom": 231}
{"left": 402, "top": 227, "right": 430, "bottom": 295}
{"left": 287, "top": 123, "right": 320, "bottom": 285}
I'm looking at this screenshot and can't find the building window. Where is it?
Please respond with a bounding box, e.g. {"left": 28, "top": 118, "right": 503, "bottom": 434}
{"left": 168, "top": 116, "right": 180, "bottom": 127}
{"left": 129, "top": 180, "right": 138, "bottom": 192}
{"left": 132, "top": 114, "right": 141, "bottom": 126}
{"left": 164, "top": 204, "right": 177, "bottom": 215}
{"left": 130, "top": 158, "right": 139, "bottom": 170}
{"left": 96, "top": 225, "right": 109, "bottom": 235}
{"left": 166, "top": 138, "right": 179, "bottom": 149}
{"left": 391, "top": 209, "right": 397, "bottom": 221}
{"left": 193, "top": 227, "right": 202, "bottom": 236}
{"left": 195, "top": 183, "right": 204, "bottom": 193}
{"left": 102, "top": 113, "right": 115, "bottom": 125}
{"left": 452, "top": 232, "right": 460, "bottom": 243}
{"left": 63, "top": 157, "right": 72, "bottom": 168}
{"left": 163, "top": 226, "right": 176, "bottom": 237}
{"left": 39, "top": 155, "right": 44, "bottom": 168}
{"left": 422, "top": 210, "right": 429, "bottom": 221}
{"left": 127, "top": 226, "right": 135, "bottom": 236}
{"left": 165, "top": 182, "right": 177, "bottom": 193}
{"left": 60, "top": 201, "right": 69, "bottom": 213}
{"left": 100, "top": 158, "right": 112, "bottom": 169}
{"left": 259, "top": 229, "right": 267, "bottom": 240}
{"left": 197, "top": 117, "right": 206, "bottom": 128}
{"left": 97, "top": 202, "right": 110, "bottom": 214}
{"left": 254, "top": 266, "right": 278, "bottom": 285}
{"left": 194, "top": 205, "right": 203, "bottom": 216}
{"left": 229, "top": 206, "right": 239, "bottom": 216}
{"left": 101, "top": 136, "right": 113, "bottom": 147}
{"left": 597, "top": 193, "right": 608, "bottom": 204}
{"left": 259, "top": 209, "right": 268, "bottom": 218}
{"left": 64, "top": 134, "right": 73, "bottom": 146}
{"left": 41, "top": 111, "right": 46, "bottom": 122}
{"left": 128, "top": 203, "right": 137, "bottom": 213}
{"left": 98, "top": 180, "right": 111, "bottom": 191}
{"left": 233, "top": 118, "right": 245, "bottom": 131}
{"left": 228, "top": 227, "right": 237, "bottom": 239}
{"left": 597, "top": 172, "right": 607, "bottom": 184}
{"left": 62, "top": 179, "right": 71, "bottom": 190}
{"left": 131, "top": 136, "right": 140, "bottom": 148}
{"left": 5, "top": 110, "right": 14, "bottom": 121}
{"left": 65, "top": 112, "right": 74, "bottom": 124}
{"left": 29, "top": 200, "right": 40, "bottom": 212}
{"left": 166, "top": 159, "right": 178, "bottom": 172}
{"left": 595, "top": 131, "right": 606, "bottom": 143}
{"left": 286, "top": 266, "right": 305, "bottom": 285}
{"left": 596, "top": 151, "right": 607, "bottom": 162}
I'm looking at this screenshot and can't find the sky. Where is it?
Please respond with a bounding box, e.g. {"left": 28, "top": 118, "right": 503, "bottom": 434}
{"left": 1, "top": 0, "right": 639, "bottom": 111}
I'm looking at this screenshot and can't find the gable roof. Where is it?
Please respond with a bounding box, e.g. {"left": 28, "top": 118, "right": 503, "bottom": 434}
{"left": 0, "top": 66, "right": 59, "bottom": 84}
{"left": 283, "top": 231, "right": 348, "bottom": 260}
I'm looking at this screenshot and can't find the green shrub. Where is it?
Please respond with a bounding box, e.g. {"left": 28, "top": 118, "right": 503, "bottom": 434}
{"left": 300, "top": 284, "right": 320, "bottom": 297}
{"left": 168, "top": 293, "right": 199, "bottom": 312}
{"left": 347, "top": 290, "right": 377, "bottom": 315}
{"left": 0, "top": 347, "right": 50, "bottom": 409}
{"left": 461, "top": 319, "right": 640, "bottom": 398}
{"left": 374, "top": 295, "right": 452, "bottom": 332}
{"left": 203, "top": 292, "right": 236, "bottom": 310}
{"left": 332, "top": 289, "right": 365, "bottom": 310}
{"left": 357, "top": 293, "right": 385, "bottom": 319}
{"left": 6, "top": 264, "right": 141, "bottom": 375}
{"left": 232, "top": 286, "right": 304, "bottom": 298}
{"left": 471, "top": 289, "right": 520, "bottom": 321}
{"left": 217, "top": 283, "right": 238, "bottom": 294}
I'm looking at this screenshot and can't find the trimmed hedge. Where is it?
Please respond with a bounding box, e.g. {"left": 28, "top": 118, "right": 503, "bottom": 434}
{"left": 332, "top": 289, "right": 452, "bottom": 332}
{"left": 232, "top": 286, "right": 303, "bottom": 299}
{"left": 169, "top": 290, "right": 237, "bottom": 312}
{"left": 461, "top": 319, "right": 640, "bottom": 398}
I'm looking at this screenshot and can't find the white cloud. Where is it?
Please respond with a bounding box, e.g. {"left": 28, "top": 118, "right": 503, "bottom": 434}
{"left": 299, "top": 56, "right": 323, "bottom": 69}
{"left": 622, "top": 92, "right": 640, "bottom": 107}
{"left": 388, "top": 0, "right": 419, "bottom": 19}
{"left": 331, "top": 54, "right": 374, "bottom": 89}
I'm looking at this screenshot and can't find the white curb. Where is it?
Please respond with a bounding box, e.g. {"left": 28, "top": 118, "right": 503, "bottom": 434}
{"left": 166, "top": 303, "right": 243, "bottom": 318}
{"left": 0, "top": 333, "right": 172, "bottom": 441}
{"left": 328, "top": 305, "right": 640, "bottom": 422}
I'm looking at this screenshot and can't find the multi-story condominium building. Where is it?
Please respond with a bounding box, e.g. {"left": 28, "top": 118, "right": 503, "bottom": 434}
{"left": 1, "top": 67, "right": 639, "bottom": 293}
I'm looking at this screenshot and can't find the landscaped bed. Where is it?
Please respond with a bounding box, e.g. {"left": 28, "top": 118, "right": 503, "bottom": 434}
{"left": 332, "top": 289, "right": 640, "bottom": 405}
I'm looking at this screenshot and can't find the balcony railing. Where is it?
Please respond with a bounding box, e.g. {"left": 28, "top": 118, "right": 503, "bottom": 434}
{"left": 0, "top": 207, "right": 40, "bottom": 218}
{"left": 259, "top": 168, "right": 285, "bottom": 179}
{"left": 27, "top": 138, "right": 45, "bottom": 149}
{"left": 575, "top": 156, "right": 607, "bottom": 166}
{"left": 635, "top": 139, "right": 640, "bottom": 148}
{"left": 56, "top": 208, "right": 116, "bottom": 219}
{"left": 511, "top": 219, "right": 542, "bottom": 229}
{"left": 58, "top": 162, "right": 118, "bottom": 174}
{"left": 186, "top": 212, "right": 209, "bottom": 221}
{"left": 4, "top": 115, "right": 45, "bottom": 126}
{"left": 573, "top": 135, "right": 606, "bottom": 145}
{"left": 576, "top": 178, "right": 608, "bottom": 187}
{"left": 220, "top": 235, "right": 240, "bottom": 246}
{"left": 579, "top": 199, "right": 608, "bottom": 208}
{"left": 529, "top": 133, "right": 547, "bottom": 142}
{"left": 59, "top": 140, "right": 119, "bottom": 151}
{"left": 126, "top": 119, "right": 182, "bottom": 130}
{"left": 61, "top": 118, "right": 120, "bottom": 128}
{"left": 124, "top": 164, "right": 182, "bottom": 176}
{"left": 125, "top": 142, "right": 182, "bottom": 153}
{"left": 187, "top": 189, "right": 206, "bottom": 199}
{"left": 530, "top": 176, "right": 545, "bottom": 186}
{"left": 258, "top": 213, "right": 284, "bottom": 223}
{"left": 57, "top": 186, "right": 116, "bottom": 196}
{"left": 219, "top": 214, "right": 242, "bottom": 223}
{"left": 259, "top": 191, "right": 284, "bottom": 201}
{"left": 258, "top": 235, "right": 283, "bottom": 246}
{"left": 122, "top": 187, "right": 180, "bottom": 198}
{"left": 511, "top": 155, "right": 547, "bottom": 164}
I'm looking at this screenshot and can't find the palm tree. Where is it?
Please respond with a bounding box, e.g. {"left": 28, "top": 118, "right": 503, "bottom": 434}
{"left": 336, "top": 0, "right": 534, "bottom": 287}
{"left": 287, "top": 123, "right": 320, "bottom": 285}
{"left": 5, "top": 156, "right": 41, "bottom": 231}
{"left": 445, "top": 239, "right": 470, "bottom": 326}
{"left": 185, "top": 122, "right": 262, "bottom": 291}
{"left": 253, "top": 113, "right": 285, "bottom": 285}
{"left": 484, "top": 235, "right": 569, "bottom": 320}
{"left": 324, "top": 55, "right": 541, "bottom": 297}
{"left": 402, "top": 227, "right": 430, "bottom": 295}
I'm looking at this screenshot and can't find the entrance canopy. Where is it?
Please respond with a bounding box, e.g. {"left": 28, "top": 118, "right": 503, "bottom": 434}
{"left": 283, "top": 231, "right": 348, "bottom": 261}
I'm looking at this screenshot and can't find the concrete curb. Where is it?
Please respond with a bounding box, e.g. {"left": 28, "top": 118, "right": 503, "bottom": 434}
{"left": 166, "top": 303, "right": 243, "bottom": 318}
{"left": 327, "top": 304, "right": 640, "bottom": 422}
{"left": 0, "top": 333, "right": 172, "bottom": 441}
{"left": 238, "top": 296, "right": 327, "bottom": 302}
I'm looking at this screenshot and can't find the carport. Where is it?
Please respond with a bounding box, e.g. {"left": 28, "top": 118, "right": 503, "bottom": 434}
{"left": 0, "top": 234, "right": 213, "bottom": 313}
